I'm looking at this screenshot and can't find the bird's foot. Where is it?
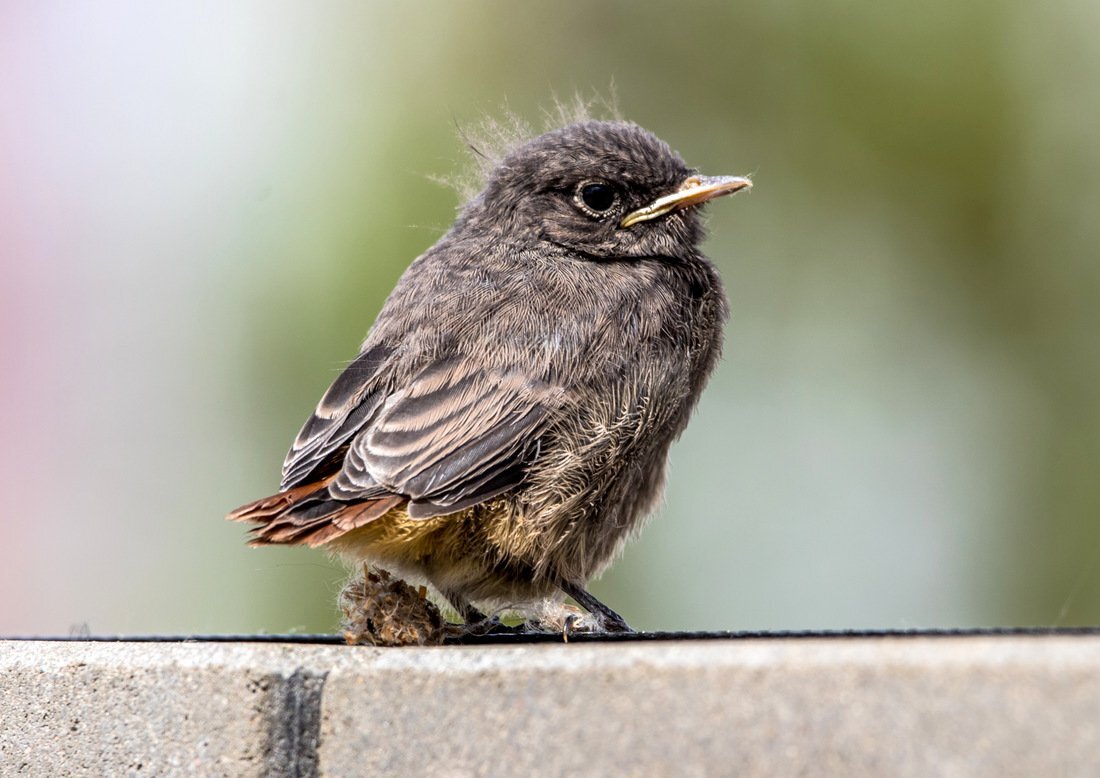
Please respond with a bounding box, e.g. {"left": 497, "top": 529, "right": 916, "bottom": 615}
{"left": 453, "top": 614, "right": 525, "bottom": 637}
{"left": 557, "top": 579, "right": 635, "bottom": 634}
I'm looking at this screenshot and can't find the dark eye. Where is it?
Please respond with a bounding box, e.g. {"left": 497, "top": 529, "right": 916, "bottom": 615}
{"left": 576, "top": 182, "right": 618, "bottom": 216}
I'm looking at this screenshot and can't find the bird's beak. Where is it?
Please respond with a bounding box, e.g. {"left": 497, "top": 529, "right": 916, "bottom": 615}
{"left": 620, "top": 174, "right": 752, "bottom": 228}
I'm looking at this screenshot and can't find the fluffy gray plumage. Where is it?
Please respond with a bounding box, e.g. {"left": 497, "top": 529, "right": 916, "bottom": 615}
{"left": 230, "top": 119, "right": 749, "bottom": 633}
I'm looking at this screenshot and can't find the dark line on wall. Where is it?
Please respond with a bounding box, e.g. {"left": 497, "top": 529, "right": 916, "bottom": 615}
{"left": 266, "top": 668, "right": 328, "bottom": 777}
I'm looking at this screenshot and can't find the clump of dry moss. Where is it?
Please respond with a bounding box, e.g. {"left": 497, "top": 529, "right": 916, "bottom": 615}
{"left": 339, "top": 566, "right": 445, "bottom": 647}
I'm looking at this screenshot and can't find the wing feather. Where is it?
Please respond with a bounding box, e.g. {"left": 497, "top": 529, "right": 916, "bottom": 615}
{"left": 266, "top": 345, "right": 563, "bottom": 538}
{"left": 280, "top": 344, "right": 393, "bottom": 489}
{"left": 331, "top": 360, "right": 561, "bottom": 517}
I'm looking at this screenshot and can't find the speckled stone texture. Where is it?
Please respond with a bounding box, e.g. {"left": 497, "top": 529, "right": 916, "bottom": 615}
{"left": 2, "top": 636, "right": 1098, "bottom": 776}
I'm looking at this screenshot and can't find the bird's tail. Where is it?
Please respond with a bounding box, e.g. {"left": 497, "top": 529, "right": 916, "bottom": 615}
{"left": 227, "top": 477, "right": 403, "bottom": 548}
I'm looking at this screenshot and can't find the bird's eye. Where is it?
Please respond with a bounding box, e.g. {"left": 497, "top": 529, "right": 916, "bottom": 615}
{"left": 575, "top": 182, "right": 618, "bottom": 216}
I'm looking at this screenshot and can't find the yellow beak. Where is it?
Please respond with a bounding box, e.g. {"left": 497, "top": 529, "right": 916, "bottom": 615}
{"left": 620, "top": 174, "right": 752, "bottom": 228}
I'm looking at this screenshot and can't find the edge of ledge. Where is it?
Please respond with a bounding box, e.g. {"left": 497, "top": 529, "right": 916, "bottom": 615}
{"left": 5, "top": 624, "right": 1100, "bottom": 646}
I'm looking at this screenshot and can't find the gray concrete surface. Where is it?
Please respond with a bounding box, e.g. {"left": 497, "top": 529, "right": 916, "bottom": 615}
{"left": 2, "top": 635, "right": 1098, "bottom": 776}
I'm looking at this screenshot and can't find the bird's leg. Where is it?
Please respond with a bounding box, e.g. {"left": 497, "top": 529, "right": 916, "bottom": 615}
{"left": 558, "top": 580, "right": 634, "bottom": 633}
{"left": 442, "top": 590, "right": 521, "bottom": 636}
{"left": 443, "top": 590, "right": 488, "bottom": 625}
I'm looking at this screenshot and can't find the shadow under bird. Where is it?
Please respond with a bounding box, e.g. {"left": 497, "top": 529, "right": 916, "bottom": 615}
{"left": 229, "top": 119, "right": 751, "bottom": 634}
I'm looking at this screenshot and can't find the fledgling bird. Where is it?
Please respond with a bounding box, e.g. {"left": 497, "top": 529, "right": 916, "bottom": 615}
{"left": 229, "top": 119, "right": 751, "bottom": 634}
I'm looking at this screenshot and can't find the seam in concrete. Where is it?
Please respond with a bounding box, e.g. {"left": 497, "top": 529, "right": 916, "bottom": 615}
{"left": 266, "top": 668, "right": 328, "bottom": 777}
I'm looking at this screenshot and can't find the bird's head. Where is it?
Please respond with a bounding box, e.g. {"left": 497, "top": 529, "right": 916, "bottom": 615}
{"left": 470, "top": 120, "right": 751, "bottom": 261}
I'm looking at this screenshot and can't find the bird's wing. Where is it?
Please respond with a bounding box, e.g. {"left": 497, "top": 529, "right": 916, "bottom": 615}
{"left": 280, "top": 343, "right": 395, "bottom": 490}
{"left": 329, "top": 357, "right": 563, "bottom": 519}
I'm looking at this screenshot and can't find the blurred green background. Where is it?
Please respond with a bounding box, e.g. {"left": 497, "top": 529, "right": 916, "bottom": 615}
{"left": 2, "top": 2, "right": 1098, "bottom": 635}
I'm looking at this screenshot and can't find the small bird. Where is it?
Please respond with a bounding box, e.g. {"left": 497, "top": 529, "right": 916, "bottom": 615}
{"left": 229, "top": 118, "right": 751, "bottom": 634}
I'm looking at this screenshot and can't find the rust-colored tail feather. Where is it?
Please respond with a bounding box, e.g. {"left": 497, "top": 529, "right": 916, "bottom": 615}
{"left": 227, "top": 477, "right": 403, "bottom": 548}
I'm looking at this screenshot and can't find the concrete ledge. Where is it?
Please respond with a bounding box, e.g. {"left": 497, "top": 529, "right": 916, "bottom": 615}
{"left": 2, "top": 635, "right": 1099, "bottom": 776}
